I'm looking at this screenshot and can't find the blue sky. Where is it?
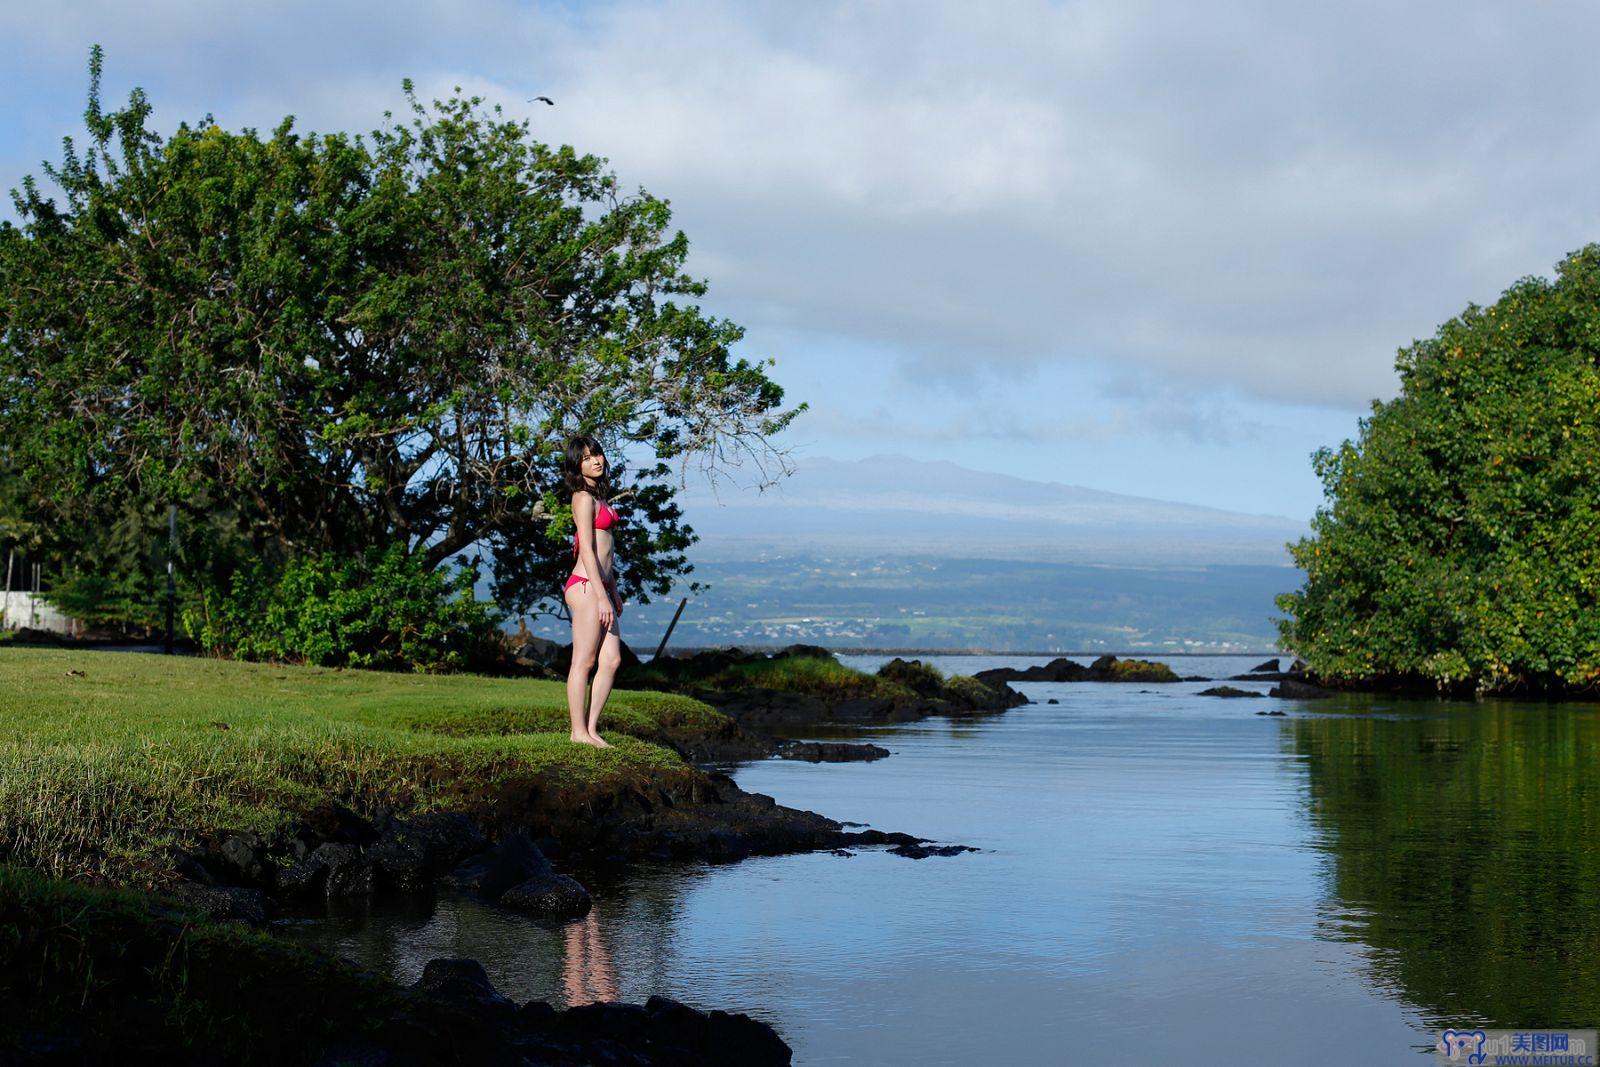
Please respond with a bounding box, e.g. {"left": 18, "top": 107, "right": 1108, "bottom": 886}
{"left": 6, "top": 1, "right": 1599, "bottom": 520}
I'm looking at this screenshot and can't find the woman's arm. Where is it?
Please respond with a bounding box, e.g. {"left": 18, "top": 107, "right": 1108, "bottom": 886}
{"left": 572, "top": 491, "right": 614, "bottom": 627}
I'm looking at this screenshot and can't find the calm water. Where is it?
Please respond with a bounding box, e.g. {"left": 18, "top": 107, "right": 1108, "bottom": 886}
{"left": 280, "top": 654, "right": 1600, "bottom": 1065}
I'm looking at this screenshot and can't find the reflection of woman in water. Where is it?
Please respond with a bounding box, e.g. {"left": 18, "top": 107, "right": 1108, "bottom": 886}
{"left": 563, "top": 435, "right": 622, "bottom": 749}
{"left": 563, "top": 904, "right": 619, "bottom": 1005}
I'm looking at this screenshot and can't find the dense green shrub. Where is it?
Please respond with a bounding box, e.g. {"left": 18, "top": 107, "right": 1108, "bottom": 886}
{"left": 40, "top": 569, "right": 163, "bottom": 633}
{"left": 184, "top": 543, "right": 504, "bottom": 672}
{"left": 1276, "top": 245, "right": 1600, "bottom": 694}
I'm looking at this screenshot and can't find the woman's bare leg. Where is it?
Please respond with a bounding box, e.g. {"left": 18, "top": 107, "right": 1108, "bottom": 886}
{"left": 565, "top": 583, "right": 605, "bottom": 745}
{"left": 585, "top": 624, "right": 622, "bottom": 748}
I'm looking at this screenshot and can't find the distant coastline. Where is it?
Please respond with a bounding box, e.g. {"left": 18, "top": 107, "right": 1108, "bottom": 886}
{"left": 547, "top": 555, "right": 1294, "bottom": 652}
{"left": 665, "top": 645, "right": 1282, "bottom": 659}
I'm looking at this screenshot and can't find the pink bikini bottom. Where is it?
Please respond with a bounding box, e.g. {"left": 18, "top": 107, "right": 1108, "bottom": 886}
{"left": 564, "top": 573, "right": 616, "bottom": 595}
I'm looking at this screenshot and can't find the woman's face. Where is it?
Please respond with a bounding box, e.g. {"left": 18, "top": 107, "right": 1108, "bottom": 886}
{"left": 582, "top": 449, "right": 607, "bottom": 481}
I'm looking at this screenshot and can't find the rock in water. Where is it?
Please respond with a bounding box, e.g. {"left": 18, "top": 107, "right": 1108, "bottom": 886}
{"left": 166, "top": 883, "right": 279, "bottom": 926}
{"left": 443, "top": 833, "right": 557, "bottom": 902}
{"left": 774, "top": 740, "right": 891, "bottom": 763}
{"left": 1269, "top": 679, "right": 1334, "bottom": 700}
{"left": 877, "top": 657, "right": 944, "bottom": 696}
{"left": 1197, "top": 686, "right": 1266, "bottom": 699}
{"left": 369, "top": 811, "right": 488, "bottom": 893}
{"left": 275, "top": 842, "right": 375, "bottom": 899}
{"left": 500, "top": 873, "right": 592, "bottom": 920}
{"left": 888, "top": 843, "right": 980, "bottom": 859}
{"left": 975, "top": 656, "right": 1179, "bottom": 683}
{"left": 412, "top": 957, "right": 515, "bottom": 1012}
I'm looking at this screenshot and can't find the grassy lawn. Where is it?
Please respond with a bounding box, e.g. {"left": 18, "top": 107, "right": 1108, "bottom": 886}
{"left": 0, "top": 648, "right": 726, "bottom": 886}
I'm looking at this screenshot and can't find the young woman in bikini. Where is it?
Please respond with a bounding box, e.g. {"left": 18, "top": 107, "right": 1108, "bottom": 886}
{"left": 563, "top": 435, "right": 622, "bottom": 748}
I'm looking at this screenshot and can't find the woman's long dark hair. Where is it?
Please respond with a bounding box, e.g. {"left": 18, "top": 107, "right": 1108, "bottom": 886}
{"left": 563, "top": 434, "right": 610, "bottom": 499}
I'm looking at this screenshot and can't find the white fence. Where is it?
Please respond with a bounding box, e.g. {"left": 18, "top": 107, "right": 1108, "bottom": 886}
{"left": 1, "top": 591, "right": 77, "bottom": 635}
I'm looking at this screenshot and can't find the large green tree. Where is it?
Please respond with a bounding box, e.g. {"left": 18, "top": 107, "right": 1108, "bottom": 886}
{"left": 1277, "top": 245, "right": 1600, "bottom": 694}
{"left": 0, "top": 48, "right": 799, "bottom": 628}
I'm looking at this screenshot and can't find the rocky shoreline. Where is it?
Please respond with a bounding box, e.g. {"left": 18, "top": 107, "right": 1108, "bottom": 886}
{"left": 155, "top": 644, "right": 1341, "bottom": 940}
{"left": 974, "top": 653, "right": 1343, "bottom": 700}
{"left": 168, "top": 767, "right": 949, "bottom": 930}
{"left": 156, "top": 645, "right": 1024, "bottom": 929}
{"left": 974, "top": 653, "right": 1192, "bottom": 684}
{"left": 142, "top": 648, "right": 1023, "bottom": 1054}
{"left": 545, "top": 644, "right": 1030, "bottom": 765}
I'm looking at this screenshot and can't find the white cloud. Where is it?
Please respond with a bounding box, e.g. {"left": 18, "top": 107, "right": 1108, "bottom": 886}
{"left": 6, "top": 0, "right": 1600, "bottom": 418}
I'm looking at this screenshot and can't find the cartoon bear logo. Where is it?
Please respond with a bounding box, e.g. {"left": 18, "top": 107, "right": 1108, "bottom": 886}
{"left": 1437, "top": 1029, "right": 1488, "bottom": 1064}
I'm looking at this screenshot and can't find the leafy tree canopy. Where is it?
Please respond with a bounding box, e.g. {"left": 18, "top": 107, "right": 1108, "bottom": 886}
{"left": 1277, "top": 245, "right": 1600, "bottom": 694}
{"left": 0, "top": 46, "right": 800, "bottom": 627}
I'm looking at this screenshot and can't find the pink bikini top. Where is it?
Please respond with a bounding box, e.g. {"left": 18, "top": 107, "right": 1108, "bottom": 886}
{"left": 572, "top": 497, "right": 618, "bottom": 558}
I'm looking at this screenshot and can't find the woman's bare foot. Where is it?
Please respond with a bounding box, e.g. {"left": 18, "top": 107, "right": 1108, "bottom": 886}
{"left": 570, "top": 732, "right": 599, "bottom": 746}
{"left": 590, "top": 734, "right": 613, "bottom": 749}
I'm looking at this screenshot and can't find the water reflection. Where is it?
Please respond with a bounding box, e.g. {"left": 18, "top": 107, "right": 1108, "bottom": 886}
{"left": 273, "top": 659, "right": 1600, "bottom": 1062}
{"left": 563, "top": 903, "right": 618, "bottom": 1005}
{"left": 278, "top": 864, "right": 716, "bottom": 1010}
{"left": 1290, "top": 702, "right": 1600, "bottom": 1028}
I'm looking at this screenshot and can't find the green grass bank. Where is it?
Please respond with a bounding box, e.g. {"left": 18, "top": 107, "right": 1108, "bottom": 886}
{"left": 0, "top": 648, "right": 727, "bottom": 887}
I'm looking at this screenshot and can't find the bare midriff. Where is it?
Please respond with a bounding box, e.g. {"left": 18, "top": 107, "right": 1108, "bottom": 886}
{"left": 586, "top": 526, "right": 615, "bottom": 586}
{"left": 566, "top": 501, "right": 618, "bottom": 594}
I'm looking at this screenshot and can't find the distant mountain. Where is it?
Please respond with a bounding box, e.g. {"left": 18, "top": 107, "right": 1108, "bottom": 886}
{"left": 675, "top": 455, "right": 1307, "bottom": 566}
{"left": 507, "top": 455, "right": 1307, "bottom": 652}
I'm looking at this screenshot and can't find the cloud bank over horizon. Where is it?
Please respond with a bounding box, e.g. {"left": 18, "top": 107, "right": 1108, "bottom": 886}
{"left": 4, "top": 1, "right": 1596, "bottom": 517}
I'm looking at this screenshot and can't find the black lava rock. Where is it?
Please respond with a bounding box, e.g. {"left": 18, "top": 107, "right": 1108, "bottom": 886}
{"left": 369, "top": 811, "right": 488, "bottom": 893}
{"left": 1269, "top": 679, "right": 1334, "bottom": 700}
{"left": 774, "top": 740, "right": 891, "bottom": 763}
{"left": 276, "top": 842, "right": 375, "bottom": 899}
{"left": 499, "top": 874, "right": 592, "bottom": 921}
{"left": 412, "top": 957, "right": 516, "bottom": 1014}
{"left": 1197, "top": 686, "right": 1266, "bottom": 699}
{"left": 443, "top": 833, "right": 558, "bottom": 903}
{"left": 887, "top": 843, "right": 980, "bottom": 859}
{"left": 166, "top": 882, "right": 280, "bottom": 927}
{"left": 217, "top": 832, "right": 267, "bottom": 883}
